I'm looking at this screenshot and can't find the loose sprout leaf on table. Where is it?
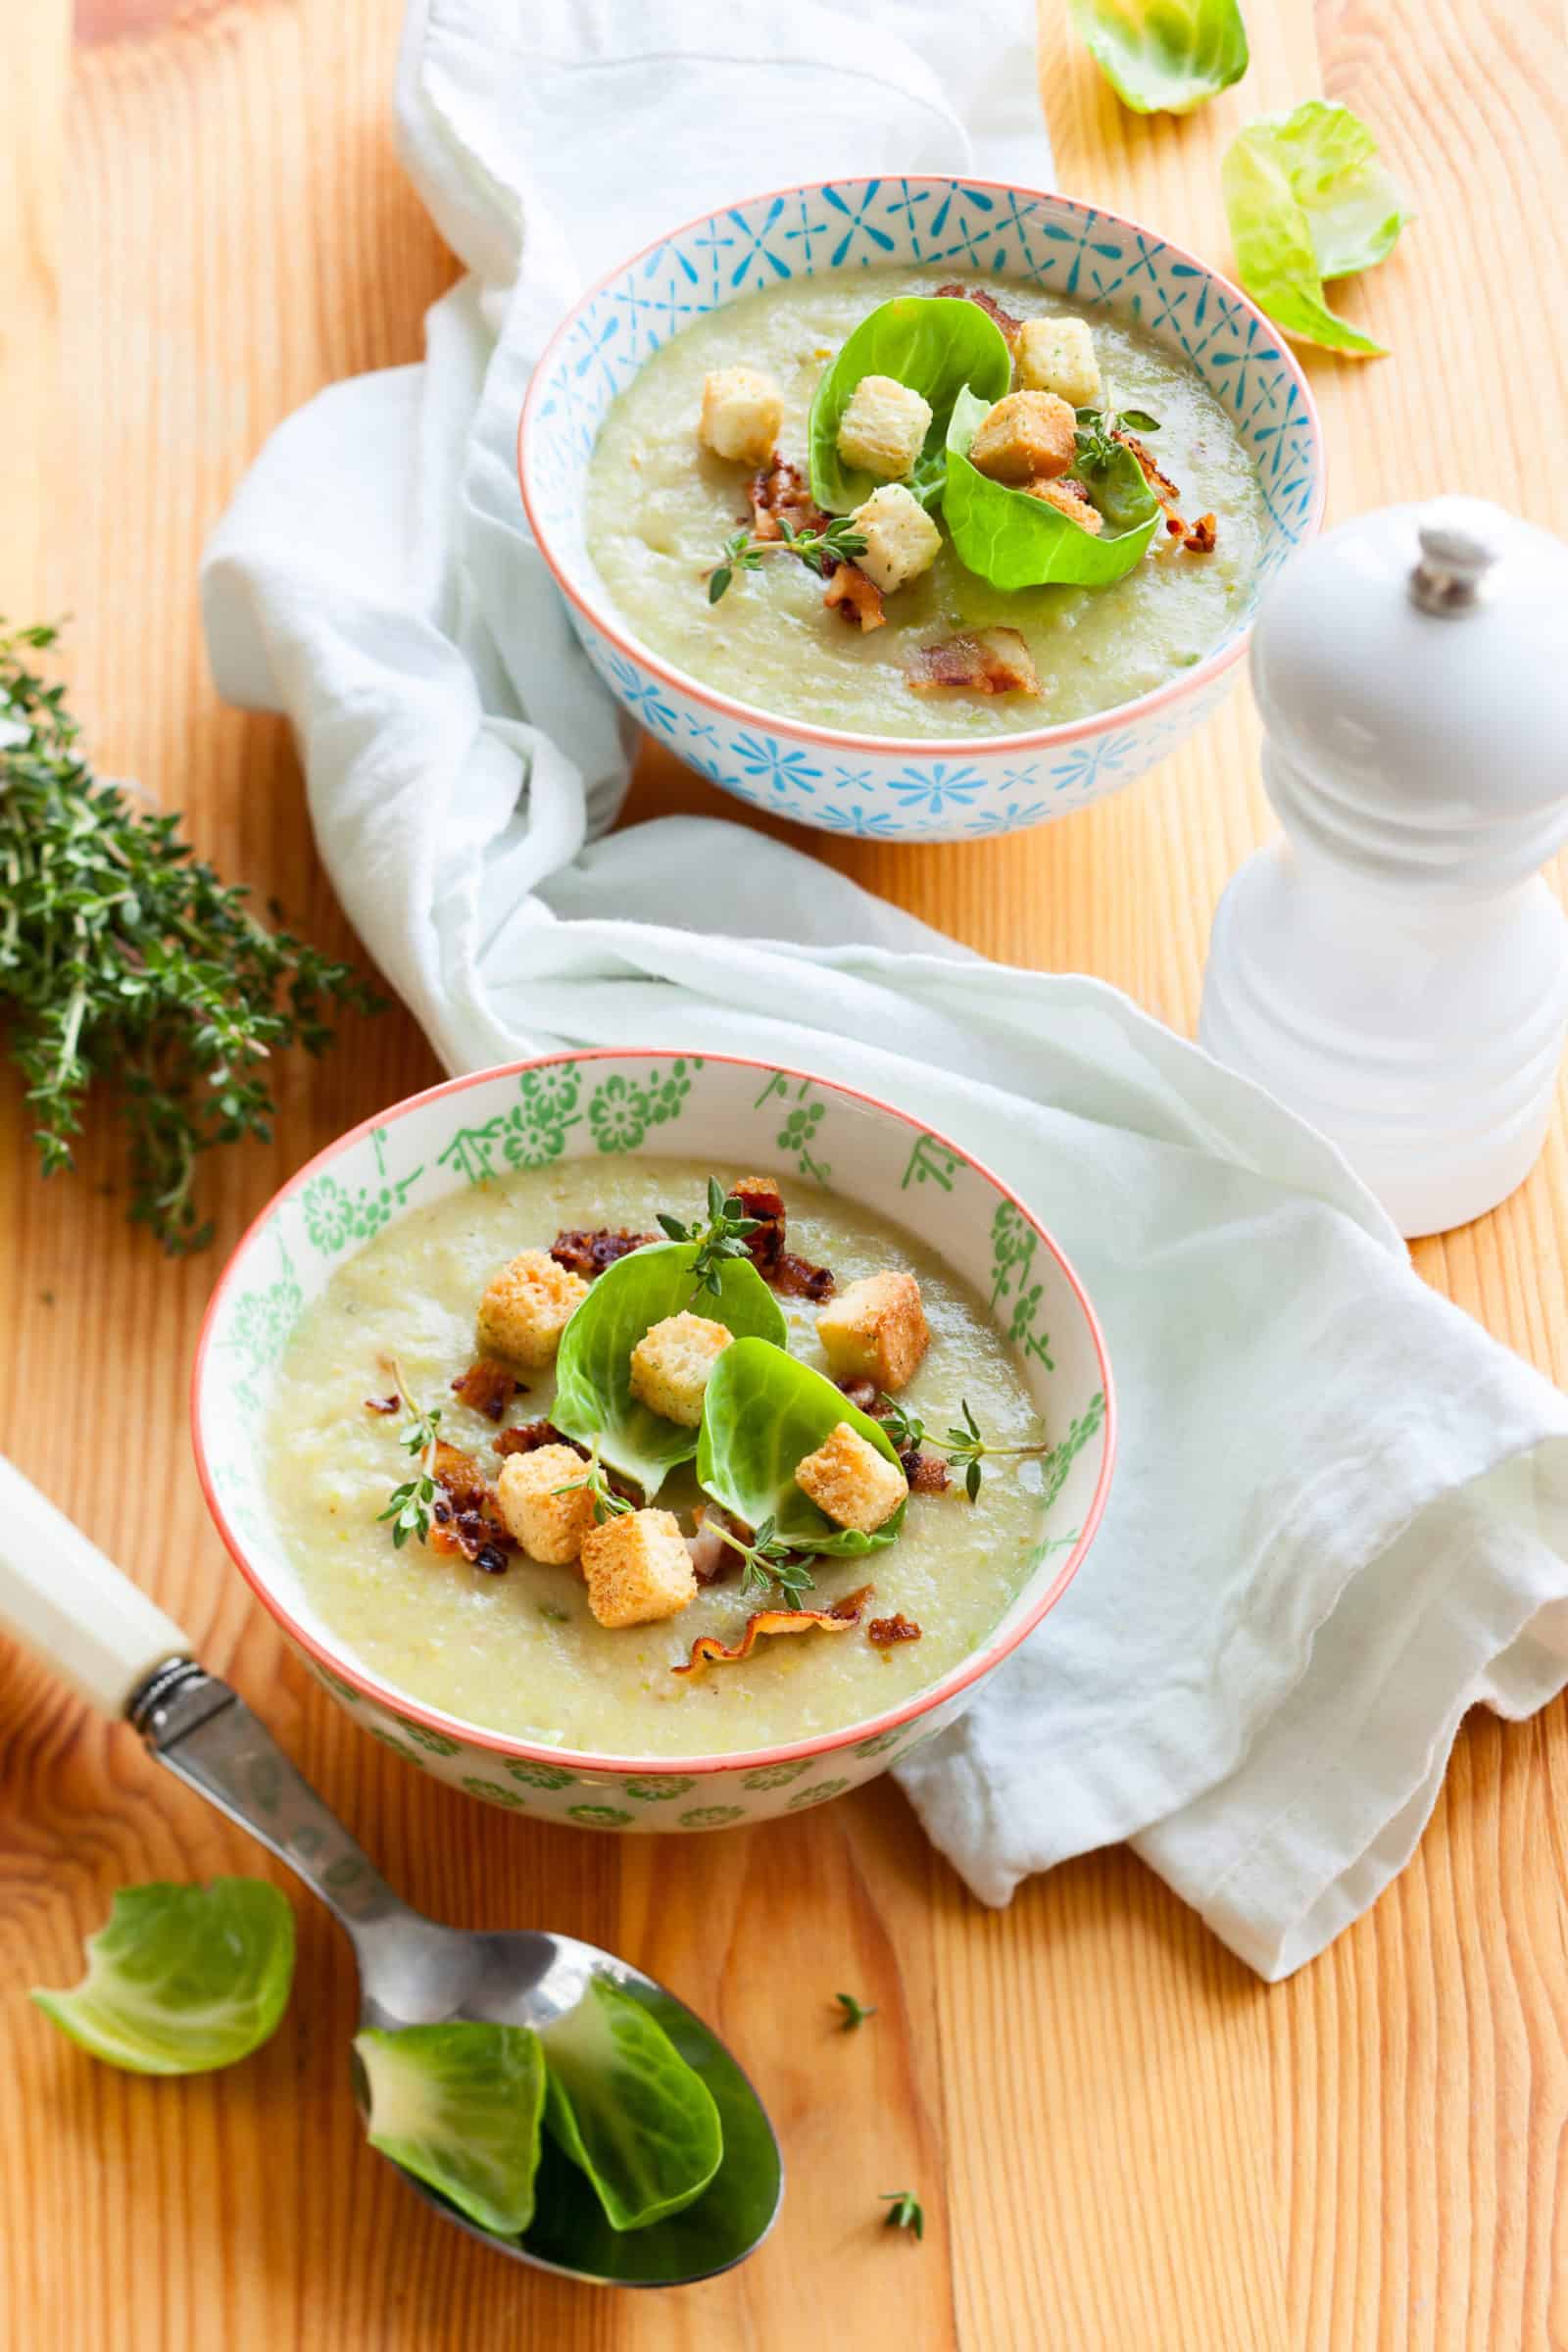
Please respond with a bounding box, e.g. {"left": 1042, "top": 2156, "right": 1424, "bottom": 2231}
{"left": 1223, "top": 100, "right": 1412, "bottom": 356}
{"left": 31, "top": 1880, "right": 295, "bottom": 2076}
{"left": 808, "top": 295, "right": 1013, "bottom": 515}
{"left": 697, "top": 1337, "right": 906, "bottom": 1557}
{"left": 944, "top": 386, "right": 1162, "bottom": 591}
{"left": 550, "top": 1240, "right": 786, "bottom": 1499}
{"left": 1069, "top": 0, "right": 1248, "bottom": 115}
{"left": 542, "top": 1976, "right": 724, "bottom": 2232}
{"left": 355, "top": 2021, "right": 547, "bottom": 2238}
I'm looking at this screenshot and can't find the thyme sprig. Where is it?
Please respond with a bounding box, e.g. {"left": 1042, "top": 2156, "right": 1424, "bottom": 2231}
{"left": 658, "top": 1176, "right": 762, "bottom": 1299}
{"left": 553, "top": 1444, "right": 633, "bottom": 1526}
{"left": 378, "top": 1367, "right": 444, "bottom": 1548}
{"left": 881, "top": 2190, "right": 924, "bottom": 2240}
{"left": 708, "top": 514, "right": 869, "bottom": 605}
{"left": 878, "top": 1396, "right": 1051, "bottom": 1502}
{"left": 710, "top": 1513, "right": 818, "bottom": 1608}
{"left": 0, "top": 622, "right": 379, "bottom": 1251}
{"left": 1072, "top": 404, "right": 1160, "bottom": 475}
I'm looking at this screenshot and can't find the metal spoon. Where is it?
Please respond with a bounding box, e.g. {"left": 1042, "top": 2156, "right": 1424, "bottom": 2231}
{"left": 0, "top": 1456, "right": 783, "bottom": 2287}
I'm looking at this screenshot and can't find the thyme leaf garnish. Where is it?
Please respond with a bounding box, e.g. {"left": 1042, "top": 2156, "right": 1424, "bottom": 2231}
{"left": 877, "top": 1395, "right": 1050, "bottom": 1502}
{"left": 708, "top": 515, "right": 869, "bottom": 605}
{"left": 658, "top": 1175, "right": 763, "bottom": 1299}
{"left": 377, "top": 1364, "right": 443, "bottom": 1547}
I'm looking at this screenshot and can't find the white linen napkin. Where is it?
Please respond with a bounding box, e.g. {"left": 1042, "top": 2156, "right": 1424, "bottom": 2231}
{"left": 200, "top": 0, "right": 1568, "bottom": 1980}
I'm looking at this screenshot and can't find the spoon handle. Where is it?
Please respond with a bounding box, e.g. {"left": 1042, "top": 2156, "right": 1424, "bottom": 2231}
{"left": 0, "top": 1452, "right": 191, "bottom": 1712}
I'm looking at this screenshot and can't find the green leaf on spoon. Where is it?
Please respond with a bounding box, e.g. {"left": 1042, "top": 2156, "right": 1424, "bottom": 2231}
{"left": 551, "top": 1240, "right": 785, "bottom": 1500}
{"left": 542, "top": 1975, "right": 723, "bottom": 2232}
{"left": 356, "top": 2021, "right": 547, "bottom": 2237}
{"left": 31, "top": 1880, "right": 295, "bottom": 2075}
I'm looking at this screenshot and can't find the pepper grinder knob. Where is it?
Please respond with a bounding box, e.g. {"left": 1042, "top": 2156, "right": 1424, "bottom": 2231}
{"left": 1410, "top": 500, "right": 1502, "bottom": 614}
{"left": 1200, "top": 497, "right": 1568, "bottom": 1238}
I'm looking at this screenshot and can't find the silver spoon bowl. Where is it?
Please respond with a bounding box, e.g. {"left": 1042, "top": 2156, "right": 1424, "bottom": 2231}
{"left": 131, "top": 1659, "right": 782, "bottom": 2287}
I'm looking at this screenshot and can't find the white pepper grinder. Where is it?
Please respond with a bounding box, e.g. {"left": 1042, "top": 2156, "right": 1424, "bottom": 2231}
{"left": 1200, "top": 496, "right": 1568, "bottom": 1238}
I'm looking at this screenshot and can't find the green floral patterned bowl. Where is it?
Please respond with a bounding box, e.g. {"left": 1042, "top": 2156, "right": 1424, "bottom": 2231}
{"left": 192, "top": 1053, "right": 1114, "bottom": 1830}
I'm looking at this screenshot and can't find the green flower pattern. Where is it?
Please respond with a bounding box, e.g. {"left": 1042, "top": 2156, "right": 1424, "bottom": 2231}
{"left": 462, "top": 1777, "right": 528, "bottom": 1808}
{"left": 505, "top": 1760, "right": 578, "bottom": 1791}
{"left": 587, "top": 1057, "right": 701, "bottom": 1154}
{"left": 786, "top": 1778, "right": 849, "bottom": 1810}
{"left": 395, "top": 1718, "right": 462, "bottom": 1757}
{"left": 742, "top": 1760, "right": 813, "bottom": 1791}
{"left": 753, "top": 1072, "right": 832, "bottom": 1184}
{"left": 988, "top": 1202, "right": 1054, "bottom": 1368}
{"left": 678, "top": 1805, "right": 745, "bottom": 1829}
{"left": 568, "top": 1803, "right": 634, "bottom": 1829}
{"left": 621, "top": 1775, "right": 698, "bottom": 1802}
{"left": 852, "top": 1727, "right": 907, "bottom": 1759}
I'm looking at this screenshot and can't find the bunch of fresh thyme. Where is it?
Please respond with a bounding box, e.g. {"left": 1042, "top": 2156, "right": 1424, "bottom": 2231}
{"left": 708, "top": 514, "right": 868, "bottom": 605}
{"left": 1072, "top": 404, "right": 1160, "bottom": 475}
{"left": 658, "top": 1177, "right": 762, "bottom": 1298}
{"left": 878, "top": 1396, "right": 1050, "bottom": 1501}
{"left": 0, "top": 623, "right": 378, "bottom": 1252}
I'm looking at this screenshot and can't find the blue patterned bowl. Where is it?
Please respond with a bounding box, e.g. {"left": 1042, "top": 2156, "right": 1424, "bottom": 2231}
{"left": 518, "top": 175, "right": 1323, "bottom": 843}
{"left": 192, "top": 1052, "right": 1114, "bottom": 1832}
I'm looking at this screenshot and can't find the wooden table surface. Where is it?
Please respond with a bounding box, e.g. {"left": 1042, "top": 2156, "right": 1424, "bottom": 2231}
{"left": 5, "top": 2, "right": 1567, "bottom": 2345}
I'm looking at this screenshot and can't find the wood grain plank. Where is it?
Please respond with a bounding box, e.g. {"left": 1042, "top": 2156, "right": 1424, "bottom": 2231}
{"left": 5, "top": 0, "right": 1568, "bottom": 2345}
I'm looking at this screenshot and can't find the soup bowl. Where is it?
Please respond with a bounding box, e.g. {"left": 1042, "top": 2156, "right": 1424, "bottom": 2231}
{"left": 192, "top": 1052, "right": 1114, "bottom": 1830}
{"left": 518, "top": 174, "right": 1324, "bottom": 844}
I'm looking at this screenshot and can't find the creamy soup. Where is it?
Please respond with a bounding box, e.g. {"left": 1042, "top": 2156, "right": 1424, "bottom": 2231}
{"left": 585, "top": 268, "right": 1266, "bottom": 738}
{"left": 264, "top": 1159, "right": 1049, "bottom": 1758}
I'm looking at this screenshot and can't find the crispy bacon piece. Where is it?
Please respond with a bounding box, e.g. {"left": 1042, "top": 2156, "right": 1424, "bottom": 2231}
{"left": 365, "top": 1394, "right": 401, "bottom": 1415}
{"left": 1182, "top": 512, "right": 1218, "bottom": 554}
{"left": 686, "top": 1504, "right": 747, "bottom": 1586}
{"left": 731, "top": 1175, "right": 836, "bottom": 1300}
{"left": 670, "top": 1584, "right": 873, "bottom": 1677}
{"left": 836, "top": 1376, "right": 882, "bottom": 1415}
{"left": 774, "top": 1251, "right": 836, "bottom": 1301}
{"left": 495, "top": 1418, "right": 583, "bottom": 1458}
{"left": 1026, "top": 475, "right": 1102, "bottom": 533}
{"left": 1114, "top": 431, "right": 1183, "bottom": 514}
{"left": 749, "top": 455, "right": 828, "bottom": 544}
{"left": 550, "top": 1228, "right": 658, "bottom": 1281}
{"left": 429, "top": 1441, "right": 514, "bottom": 1573}
{"left": 868, "top": 1613, "right": 923, "bottom": 1646}
{"left": 908, "top": 628, "right": 1041, "bottom": 697}
{"left": 901, "top": 1448, "right": 952, "bottom": 1494}
{"left": 934, "top": 281, "right": 1023, "bottom": 347}
{"left": 823, "top": 562, "right": 886, "bottom": 632}
{"left": 449, "top": 1357, "right": 518, "bottom": 1423}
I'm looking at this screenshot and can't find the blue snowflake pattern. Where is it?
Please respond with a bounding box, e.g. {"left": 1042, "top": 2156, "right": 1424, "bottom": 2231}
{"left": 1048, "top": 733, "right": 1141, "bottom": 797}
{"left": 885, "top": 761, "right": 987, "bottom": 817}
{"left": 963, "top": 799, "right": 1049, "bottom": 836}
{"left": 603, "top": 653, "right": 678, "bottom": 737}
{"left": 719, "top": 198, "right": 791, "bottom": 291}
{"left": 815, "top": 803, "right": 907, "bottom": 838}
{"left": 731, "top": 732, "right": 823, "bottom": 798}
{"left": 819, "top": 181, "right": 896, "bottom": 268}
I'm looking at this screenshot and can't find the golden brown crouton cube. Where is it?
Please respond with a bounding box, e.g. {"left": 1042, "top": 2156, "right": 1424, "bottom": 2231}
{"left": 1015, "top": 316, "right": 1102, "bottom": 409}
{"left": 495, "top": 1444, "right": 596, "bottom": 1565}
{"left": 849, "top": 483, "right": 943, "bottom": 594}
{"left": 816, "top": 1271, "right": 930, "bottom": 1392}
{"left": 794, "top": 1422, "right": 906, "bottom": 1534}
{"left": 967, "top": 390, "right": 1076, "bottom": 485}
{"left": 476, "top": 1249, "right": 588, "bottom": 1369}
{"left": 837, "top": 374, "right": 933, "bottom": 479}
{"left": 699, "top": 367, "right": 784, "bottom": 466}
{"left": 629, "top": 1311, "right": 733, "bottom": 1428}
{"left": 1025, "top": 476, "right": 1102, "bottom": 533}
{"left": 580, "top": 1508, "right": 697, "bottom": 1629}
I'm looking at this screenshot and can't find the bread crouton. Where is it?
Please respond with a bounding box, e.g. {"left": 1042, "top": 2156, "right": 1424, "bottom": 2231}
{"left": 836, "top": 374, "right": 932, "bottom": 480}
{"left": 816, "top": 1271, "right": 930, "bottom": 1392}
{"left": 629, "top": 1311, "right": 733, "bottom": 1428}
{"left": 580, "top": 1508, "right": 697, "bottom": 1629}
{"left": 1015, "top": 316, "right": 1102, "bottom": 410}
{"left": 1025, "top": 476, "right": 1103, "bottom": 533}
{"left": 476, "top": 1249, "right": 588, "bottom": 1368}
{"left": 699, "top": 367, "right": 785, "bottom": 466}
{"left": 795, "top": 1421, "right": 906, "bottom": 1534}
{"left": 495, "top": 1444, "right": 596, "bottom": 1565}
{"left": 849, "top": 483, "right": 942, "bottom": 595}
{"left": 967, "top": 390, "right": 1076, "bottom": 485}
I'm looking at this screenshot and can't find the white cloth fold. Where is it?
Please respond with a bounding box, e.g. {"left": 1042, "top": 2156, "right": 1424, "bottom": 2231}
{"left": 201, "top": 0, "right": 1568, "bottom": 1979}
